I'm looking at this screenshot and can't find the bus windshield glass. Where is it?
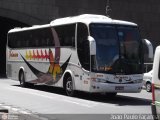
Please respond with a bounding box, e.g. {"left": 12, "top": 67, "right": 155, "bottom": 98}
{"left": 90, "top": 23, "right": 142, "bottom": 74}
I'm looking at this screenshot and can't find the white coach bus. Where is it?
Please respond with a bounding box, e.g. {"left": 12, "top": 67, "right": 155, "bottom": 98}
{"left": 6, "top": 14, "right": 151, "bottom": 96}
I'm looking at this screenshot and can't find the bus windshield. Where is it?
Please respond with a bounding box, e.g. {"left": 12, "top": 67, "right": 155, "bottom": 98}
{"left": 90, "top": 23, "right": 142, "bottom": 74}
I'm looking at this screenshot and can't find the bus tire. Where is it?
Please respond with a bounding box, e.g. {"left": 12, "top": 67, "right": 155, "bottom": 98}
{"left": 146, "top": 82, "right": 152, "bottom": 92}
{"left": 19, "top": 71, "right": 26, "bottom": 87}
{"left": 65, "top": 76, "right": 75, "bottom": 97}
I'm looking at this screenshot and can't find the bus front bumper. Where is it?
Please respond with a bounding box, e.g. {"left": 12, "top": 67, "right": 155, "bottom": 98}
{"left": 90, "top": 82, "right": 143, "bottom": 93}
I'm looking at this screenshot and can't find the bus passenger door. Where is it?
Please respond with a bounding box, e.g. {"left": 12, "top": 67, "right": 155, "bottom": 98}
{"left": 76, "top": 23, "right": 90, "bottom": 91}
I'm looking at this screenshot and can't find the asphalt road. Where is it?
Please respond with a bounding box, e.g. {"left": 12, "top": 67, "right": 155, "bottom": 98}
{"left": 0, "top": 79, "right": 152, "bottom": 120}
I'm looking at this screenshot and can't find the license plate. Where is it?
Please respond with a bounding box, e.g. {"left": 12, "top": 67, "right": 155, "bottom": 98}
{"left": 115, "top": 86, "right": 124, "bottom": 90}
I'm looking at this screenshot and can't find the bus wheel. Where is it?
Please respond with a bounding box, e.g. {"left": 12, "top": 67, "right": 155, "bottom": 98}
{"left": 65, "top": 77, "right": 75, "bottom": 97}
{"left": 19, "top": 71, "right": 26, "bottom": 87}
{"left": 105, "top": 92, "right": 117, "bottom": 98}
{"left": 146, "top": 82, "right": 152, "bottom": 92}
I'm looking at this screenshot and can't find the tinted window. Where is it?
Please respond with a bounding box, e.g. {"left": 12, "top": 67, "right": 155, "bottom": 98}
{"left": 77, "top": 23, "right": 90, "bottom": 70}
{"left": 8, "top": 24, "right": 76, "bottom": 48}
{"left": 8, "top": 27, "right": 54, "bottom": 48}
{"left": 54, "top": 24, "right": 75, "bottom": 47}
{"left": 90, "top": 23, "right": 142, "bottom": 74}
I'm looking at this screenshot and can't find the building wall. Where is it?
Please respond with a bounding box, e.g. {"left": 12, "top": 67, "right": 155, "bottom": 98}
{"left": 109, "top": 0, "right": 160, "bottom": 49}
{"left": 0, "top": 0, "right": 106, "bottom": 25}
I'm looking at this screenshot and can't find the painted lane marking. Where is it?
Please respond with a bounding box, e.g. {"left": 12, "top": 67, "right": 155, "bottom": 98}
{"left": 63, "top": 99, "right": 97, "bottom": 108}
{"left": 6, "top": 87, "right": 99, "bottom": 108}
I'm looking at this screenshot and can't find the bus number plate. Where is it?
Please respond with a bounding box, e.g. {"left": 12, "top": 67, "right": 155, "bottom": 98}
{"left": 115, "top": 86, "right": 124, "bottom": 90}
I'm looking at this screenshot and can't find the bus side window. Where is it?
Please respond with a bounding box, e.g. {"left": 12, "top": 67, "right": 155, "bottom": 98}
{"left": 46, "top": 28, "right": 54, "bottom": 46}
{"left": 28, "top": 28, "right": 54, "bottom": 48}
{"left": 8, "top": 33, "right": 17, "bottom": 48}
{"left": 20, "top": 32, "right": 26, "bottom": 48}
{"left": 77, "top": 23, "right": 90, "bottom": 70}
{"left": 55, "top": 24, "right": 75, "bottom": 47}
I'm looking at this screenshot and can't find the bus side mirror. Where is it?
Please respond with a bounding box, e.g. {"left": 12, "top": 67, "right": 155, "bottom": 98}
{"left": 143, "top": 39, "right": 153, "bottom": 59}
{"left": 88, "top": 36, "right": 96, "bottom": 55}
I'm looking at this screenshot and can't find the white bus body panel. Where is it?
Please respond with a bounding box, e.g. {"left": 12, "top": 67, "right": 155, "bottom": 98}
{"left": 152, "top": 46, "right": 160, "bottom": 115}
{"left": 7, "top": 47, "right": 143, "bottom": 93}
